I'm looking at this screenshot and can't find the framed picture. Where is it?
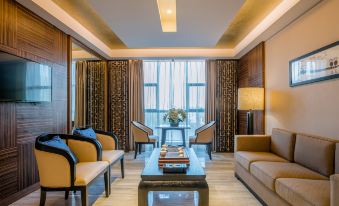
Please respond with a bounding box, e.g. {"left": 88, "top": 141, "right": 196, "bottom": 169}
{"left": 289, "top": 41, "right": 339, "bottom": 87}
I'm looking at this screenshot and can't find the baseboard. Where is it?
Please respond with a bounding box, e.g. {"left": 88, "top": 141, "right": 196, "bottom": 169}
{"left": 0, "top": 183, "right": 40, "bottom": 206}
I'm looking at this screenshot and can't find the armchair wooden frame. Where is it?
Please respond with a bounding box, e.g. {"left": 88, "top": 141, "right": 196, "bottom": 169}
{"left": 189, "top": 121, "right": 216, "bottom": 160}
{"left": 93, "top": 129, "right": 125, "bottom": 179}
{"left": 131, "top": 121, "right": 159, "bottom": 159}
{"left": 35, "top": 134, "right": 110, "bottom": 206}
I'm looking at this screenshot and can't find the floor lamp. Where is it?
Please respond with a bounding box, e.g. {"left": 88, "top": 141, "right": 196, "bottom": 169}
{"left": 238, "top": 88, "right": 264, "bottom": 135}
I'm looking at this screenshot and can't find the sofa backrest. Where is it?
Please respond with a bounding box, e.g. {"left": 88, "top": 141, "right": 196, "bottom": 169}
{"left": 294, "top": 134, "right": 336, "bottom": 177}
{"left": 336, "top": 143, "right": 339, "bottom": 174}
{"left": 270, "top": 128, "right": 296, "bottom": 161}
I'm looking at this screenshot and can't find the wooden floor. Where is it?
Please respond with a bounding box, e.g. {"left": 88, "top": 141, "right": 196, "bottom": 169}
{"left": 11, "top": 147, "right": 261, "bottom": 206}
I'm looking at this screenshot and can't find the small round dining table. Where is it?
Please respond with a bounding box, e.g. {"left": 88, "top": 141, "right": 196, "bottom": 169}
{"left": 155, "top": 125, "right": 191, "bottom": 147}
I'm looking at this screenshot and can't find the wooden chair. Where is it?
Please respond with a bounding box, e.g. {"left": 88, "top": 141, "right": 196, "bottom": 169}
{"left": 73, "top": 127, "right": 125, "bottom": 186}
{"left": 35, "top": 134, "right": 110, "bottom": 206}
{"left": 189, "top": 121, "right": 216, "bottom": 160}
{"left": 131, "top": 121, "right": 159, "bottom": 159}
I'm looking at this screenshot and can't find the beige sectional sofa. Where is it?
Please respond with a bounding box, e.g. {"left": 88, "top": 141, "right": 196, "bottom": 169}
{"left": 234, "top": 128, "right": 339, "bottom": 206}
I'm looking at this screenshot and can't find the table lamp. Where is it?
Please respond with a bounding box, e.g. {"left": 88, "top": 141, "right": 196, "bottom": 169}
{"left": 238, "top": 87, "right": 264, "bottom": 134}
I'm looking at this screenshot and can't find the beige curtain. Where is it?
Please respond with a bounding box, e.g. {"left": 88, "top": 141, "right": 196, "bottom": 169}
{"left": 74, "top": 61, "right": 87, "bottom": 128}
{"left": 205, "top": 60, "right": 217, "bottom": 150}
{"left": 128, "top": 60, "right": 145, "bottom": 150}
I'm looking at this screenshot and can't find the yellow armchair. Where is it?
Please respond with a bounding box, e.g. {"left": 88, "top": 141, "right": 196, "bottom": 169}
{"left": 35, "top": 134, "right": 110, "bottom": 206}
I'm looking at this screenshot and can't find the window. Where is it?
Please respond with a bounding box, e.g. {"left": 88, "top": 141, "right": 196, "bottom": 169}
{"left": 143, "top": 60, "right": 206, "bottom": 145}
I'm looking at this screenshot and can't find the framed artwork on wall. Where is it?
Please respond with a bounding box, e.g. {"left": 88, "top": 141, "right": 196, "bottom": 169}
{"left": 289, "top": 41, "right": 339, "bottom": 87}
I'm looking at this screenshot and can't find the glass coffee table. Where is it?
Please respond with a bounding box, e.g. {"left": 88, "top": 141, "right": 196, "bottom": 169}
{"left": 138, "top": 148, "right": 209, "bottom": 206}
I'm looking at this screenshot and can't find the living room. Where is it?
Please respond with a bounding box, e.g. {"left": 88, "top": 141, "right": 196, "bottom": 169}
{"left": 0, "top": 0, "right": 338, "bottom": 206}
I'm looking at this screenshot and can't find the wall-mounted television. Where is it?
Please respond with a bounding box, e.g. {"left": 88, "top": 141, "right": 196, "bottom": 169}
{"left": 0, "top": 52, "right": 52, "bottom": 102}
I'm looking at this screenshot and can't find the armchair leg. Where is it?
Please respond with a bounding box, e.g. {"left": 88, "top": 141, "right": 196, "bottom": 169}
{"left": 120, "top": 158, "right": 125, "bottom": 179}
{"left": 189, "top": 143, "right": 192, "bottom": 148}
{"left": 104, "top": 171, "right": 109, "bottom": 197}
{"left": 80, "top": 187, "right": 88, "bottom": 206}
{"left": 39, "top": 189, "right": 46, "bottom": 206}
{"left": 134, "top": 142, "right": 138, "bottom": 159}
{"left": 208, "top": 144, "right": 212, "bottom": 160}
{"left": 138, "top": 143, "right": 142, "bottom": 154}
{"left": 108, "top": 165, "right": 112, "bottom": 195}
{"left": 65, "top": 190, "right": 69, "bottom": 200}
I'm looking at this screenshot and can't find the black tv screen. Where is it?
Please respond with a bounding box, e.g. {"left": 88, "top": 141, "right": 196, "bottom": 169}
{"left": 0, "top": 52, "right": 52, "bottom": 102}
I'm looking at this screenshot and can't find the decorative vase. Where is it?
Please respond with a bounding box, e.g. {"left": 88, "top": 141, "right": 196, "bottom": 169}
{"left": 170, "top": 122, "right": 179, "bottom": 127}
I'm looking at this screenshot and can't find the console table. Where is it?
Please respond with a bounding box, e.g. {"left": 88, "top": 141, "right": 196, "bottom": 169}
{"left": 138, "top": 148, "right": 209, "bottom": 206}
{"left": 155, "top": 125, "right": 191, "bottom": 147}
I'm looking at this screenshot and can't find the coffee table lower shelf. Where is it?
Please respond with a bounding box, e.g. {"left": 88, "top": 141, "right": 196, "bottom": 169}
{"left": 138, "top": 180, "right": 209, "bottom": 206}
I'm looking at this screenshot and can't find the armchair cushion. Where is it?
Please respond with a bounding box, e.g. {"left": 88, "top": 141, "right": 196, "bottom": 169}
{"left": 41, "top": 136, "right": 78, "bottom": 163}
{"left": 73, "top": 128, "right": 97, "bottom": 139}
{"left": 102, "top": 150, "right": 124, "bottom": 164}
{"left": 331, "top": 174, "right": 339, "bottom": 206}
{"left": 96, "top": 133, "right": 116, "bottom": 150}
{"left": 75, "top": 161, "right": 109, "bottom": 186}
{"left": 235, "top": 151, "right": 288, "bottom": 171}
{"left": 275, "top": 178, "right": 330, "bottom": 206}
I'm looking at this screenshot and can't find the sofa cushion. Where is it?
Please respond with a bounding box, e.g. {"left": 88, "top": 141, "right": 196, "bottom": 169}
{"left": 294, "top": 134, "right": 336, "bottom": 177}
{"left": 250, "top": 162, "right": 328, "bottom": 191}
{"left": 102, "top": 150, "right": 124, "bottom": 164}
{"left": 235, "top": 151, "right": 288, "bottom": 171}
{"left": 73, "top": 128, "right": 97, "bottom": 139}
{"left": 276, "top": 178, "right": 330, "bottom": 206}
{"left": 270, "top": 128, "right": 296, "bottom": 161}
{"left": 75, "top": 161, "right": 108, "bottom": 186}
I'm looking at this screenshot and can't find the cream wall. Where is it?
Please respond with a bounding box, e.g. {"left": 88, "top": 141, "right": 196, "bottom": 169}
{"left": 265, "top": 0, "right": 339, "bottom": 140}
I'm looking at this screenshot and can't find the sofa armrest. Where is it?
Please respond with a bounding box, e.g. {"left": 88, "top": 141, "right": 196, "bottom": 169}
{"left": 234, "top": 135, "right": 271, "bottom": 152}
{"left": 95, "top": 130, "right": 118, "bottom": 150}
{"left": 331, "top": 174, "right": 339, "bottom": 206}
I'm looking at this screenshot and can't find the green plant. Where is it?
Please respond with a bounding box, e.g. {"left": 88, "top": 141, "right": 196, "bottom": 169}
{"left": 163, "top": 108, "right": 187, "bottom": 124}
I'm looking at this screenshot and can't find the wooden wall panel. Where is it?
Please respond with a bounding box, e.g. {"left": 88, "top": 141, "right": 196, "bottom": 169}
{"left": 238, "top": 42, "right": 265, "bottom": 135}
{"left": 17, "top": 140, "right": 39, "bottom": 190}
{"left": 0, "top": 103, "right": 16, "bottom": 149}
{"left": 0, "top": 148, "right": 18, "bottom": 200}
{"left": 0, "top": 0, "right": 68, "bottom": 204}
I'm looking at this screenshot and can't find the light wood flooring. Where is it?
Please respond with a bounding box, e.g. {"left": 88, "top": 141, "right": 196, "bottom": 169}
{"left": 11, "top": 147, "right": 261, "bottom": 206}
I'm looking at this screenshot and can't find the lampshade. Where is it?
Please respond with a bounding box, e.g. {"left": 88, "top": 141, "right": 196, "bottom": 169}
{"left": 238, "top": 87, "right": 264, "bottom": 110}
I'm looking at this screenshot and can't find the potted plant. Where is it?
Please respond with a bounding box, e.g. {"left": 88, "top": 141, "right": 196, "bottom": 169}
{"left": 163, "top": 108, "right": 187, "bottom": 127}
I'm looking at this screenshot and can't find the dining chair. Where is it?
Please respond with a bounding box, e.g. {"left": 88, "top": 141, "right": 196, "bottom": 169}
{"left": 131, "top": 121, "right": 159, "bottom": 159}
{"left": 189, "top": 121, "right": 216, "bottom": 160}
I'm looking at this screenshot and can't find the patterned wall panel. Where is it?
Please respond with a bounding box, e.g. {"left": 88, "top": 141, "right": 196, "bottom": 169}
{"left": 107, "top": 61, "right": 129, "bottom": 151}
{"left": 216, "top": 60, "right": 238, "bottom": 152}
{"left": 86, "top": 61, "right": 106, "bottom": 130}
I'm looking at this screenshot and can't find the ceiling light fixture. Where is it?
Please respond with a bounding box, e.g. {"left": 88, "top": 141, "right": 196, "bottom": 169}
{"left": 157, "top": 0, "right": 177, "bottom": 32}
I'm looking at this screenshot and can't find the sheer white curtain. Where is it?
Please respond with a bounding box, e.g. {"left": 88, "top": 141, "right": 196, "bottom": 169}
{"left": 143, "top": 60, "right": 206, "bottom": 145}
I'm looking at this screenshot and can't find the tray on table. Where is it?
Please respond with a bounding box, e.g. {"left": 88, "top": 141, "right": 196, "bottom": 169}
{"left": 158, "top": 147, "right": 190, "bottom": 167}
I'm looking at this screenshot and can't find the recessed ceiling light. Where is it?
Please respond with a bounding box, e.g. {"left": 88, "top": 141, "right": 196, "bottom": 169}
{"left": 157, "top": 0, "right": 177, "bottom": 32}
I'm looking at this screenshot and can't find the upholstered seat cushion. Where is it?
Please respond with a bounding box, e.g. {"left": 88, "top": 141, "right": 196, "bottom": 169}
{"left": 149, "top": 135, "right": 158, "bottom": 142}
{"left": 250, "top": 162, "right": 328, "bottom": 191}
{"left": 189, "top": 136, "right": 196, "bottom": 143}
{"left": 235, "top": 151, "right": 288, "bottom": 171}
{"left": 75, "top": 161, "right": 108, "bottom": 186}
{"left": 276, "top": 178, "right": 330, "bottom": 206}
{"left": 102, "top": 150, "right": 124, "bottom": 164}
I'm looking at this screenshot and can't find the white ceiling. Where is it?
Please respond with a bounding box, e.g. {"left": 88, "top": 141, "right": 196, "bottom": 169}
{"left": 88, "top": 0, "right": 245, "bottom": 48}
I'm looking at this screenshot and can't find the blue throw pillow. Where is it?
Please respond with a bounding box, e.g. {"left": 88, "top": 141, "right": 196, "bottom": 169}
{"left": 42, "top": 136, "right": 78, "bottom": 163}
{"left": 73, "top": 128, "right": 96, "bottom": 139}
